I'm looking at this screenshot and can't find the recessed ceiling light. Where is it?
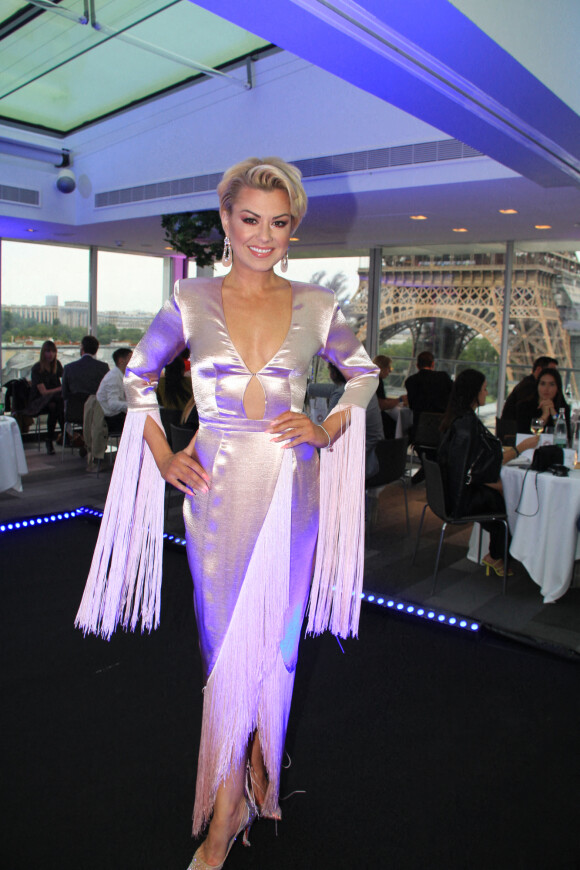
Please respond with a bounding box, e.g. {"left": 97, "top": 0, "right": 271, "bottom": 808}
{"left": 410, "top": 215, "right": 427, "bottom": 220}
{"left": 26, "top": 228, "right": 36, "bottom": 232}
{"left": 164, "top": 246, "right": 174, "bottom": 250}
{"left": 534, "top": 224, "right": 551, "bottom": 229}
{"left": 499, "top": 209, "right": 518, "bottom": 214}
{"left": 290, "top": 237, "right": 300, "bottom": 241}
{"left": 453, "top": 227, "right": 468, "bottom": 232}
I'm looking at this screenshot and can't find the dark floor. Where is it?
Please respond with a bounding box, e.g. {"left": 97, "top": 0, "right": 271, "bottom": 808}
{"left": 3, "top": 440, "right": 580, "bottom": 658}
{"left": 2, "top": 516, "right": 580, "bottom": 870}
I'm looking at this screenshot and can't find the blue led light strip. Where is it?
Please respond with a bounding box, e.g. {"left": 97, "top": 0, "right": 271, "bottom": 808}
{"left": 360, "top": 590, "right": 480, "bottom": 633}
{"left": 0, "top": 506, "right": 191, "bottom": 549}
{"left": 0, "top": 508, "right": 82, "bottom": 531}
{"left": 0, "top": 509, "right": 480, "bottom": 633}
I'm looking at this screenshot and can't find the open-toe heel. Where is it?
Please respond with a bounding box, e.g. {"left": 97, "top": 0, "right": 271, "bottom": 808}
{"left": 481, "top": 555, "right": 514, "bottom": 577}
{"left": 187, "top": 797, "right": 256, "bottom": 870}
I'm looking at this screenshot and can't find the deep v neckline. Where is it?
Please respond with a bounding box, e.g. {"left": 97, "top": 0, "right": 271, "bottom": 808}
{"left": 219, "top": 279, "right": 294, "bottom": 374}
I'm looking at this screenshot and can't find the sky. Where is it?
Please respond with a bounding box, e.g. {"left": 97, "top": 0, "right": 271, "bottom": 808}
{"left": 0, "top": 241, "right": 364, "bottom": 312}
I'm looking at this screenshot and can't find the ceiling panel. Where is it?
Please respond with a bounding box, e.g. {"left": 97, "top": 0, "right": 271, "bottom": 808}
{"left": 0, "top": 1, "right": 29, "bottom": 24}
{"left": 0, "top": 0, "right": 269, "bottom": 132}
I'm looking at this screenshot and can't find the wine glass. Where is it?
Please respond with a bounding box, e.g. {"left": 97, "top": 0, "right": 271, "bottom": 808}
{"left": 530, "top": 417, "right": 544, "bottom": 436}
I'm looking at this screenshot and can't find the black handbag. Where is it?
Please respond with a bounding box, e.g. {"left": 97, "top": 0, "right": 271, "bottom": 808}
{"left": 530, "top": 444, "right": 563, "bottom": 472}
{"left": 466, "top": 425, "right": 502, "bottom": 485}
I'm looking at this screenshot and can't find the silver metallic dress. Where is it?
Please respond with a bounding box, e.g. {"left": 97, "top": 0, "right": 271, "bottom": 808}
{"left": 76, "top": 277, "right": 378, "bottom": 834}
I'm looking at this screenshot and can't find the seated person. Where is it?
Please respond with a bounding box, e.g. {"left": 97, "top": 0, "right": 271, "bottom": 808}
{"left": 25, "top": 340, "right": 65, "bottom": 454}
{"left": 96, "top": 347, "right": 133, "bottom": 432}
{"left": 500, "top": 355, "right": 558, "bottom": 424}
{"left": 328, "top": 363, "right": 383, "bottom": 479}
{"left": 372, "top": 354, "right": 407, "bottom": 438}
{"left": 156, "top": 349, "right": 193, "bottom": 411}
{"left": 61, "top": 334, "right": 109, "bottom": 399}
{"left": 515, "top": 366, "right": 571, "bottom": 439}
{"left": 438, "top": 369, "right": 537, "bottom": 578}
{"left": 405, "top": 350, "right": 452, "bottom": 442}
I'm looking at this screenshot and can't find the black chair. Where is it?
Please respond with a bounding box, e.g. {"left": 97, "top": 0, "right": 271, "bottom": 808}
{"left": 496, "top": 416, "right": 517, "bottom": 446}
{"left": 61, "top": 392, "right": 90, "bottom": 460}
{"left": 170, "top": 423, "right": 197, "bottom": 453}
{"left": 164, "top": 423, "right": 199, "bottom": 524}
{"left": 95, "top": 423, "right": 124, "bottom": 478}
{"left": 408, "top": 411, "right": 444, "bottom": 481}
{"left": 160, "top": 408, "right": 183, "bottom": 448}
{"left": 365, "top": 437, "right": 410, "bottom": 534}
{"left": 412, "top": 456, "right": 509, "bottom": 594}
{"left": 5, "top": 378, "right": 47, "bottom": 449}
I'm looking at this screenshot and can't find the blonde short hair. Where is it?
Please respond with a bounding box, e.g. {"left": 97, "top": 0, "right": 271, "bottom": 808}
{"left": 217, "top": 156, "right": 307, "bottom": 230}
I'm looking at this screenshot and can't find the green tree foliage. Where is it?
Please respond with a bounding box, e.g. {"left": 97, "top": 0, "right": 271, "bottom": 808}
{"left": 161, "top": 211, "right": 224, "bottom": 266}
{"left": 459, "top": 336, "right": 499, "bottom": 365}
{"left": 2, "top": 313, "right": 144, "bottom": 345}
{"left": 380, "top": 339, "right": 414, "bottom": 372}
{"left": 460, "top": 335, "right": 499, "bottom": 398}
{"left": 96, "top": 323, "right": 119, "bottom": 345}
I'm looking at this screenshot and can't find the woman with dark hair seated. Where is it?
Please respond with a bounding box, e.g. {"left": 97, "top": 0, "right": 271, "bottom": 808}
{"left": 515, "top": 366, "right": 571, "bottom": 438}
{"left": 156, "top": 349, "right": 193, "bottom": 411}
{"left": 438, "top": 369, "right": 538, "bottom": 578}
{"left": 26, "top": 340, "right": 65, "bottom": 454}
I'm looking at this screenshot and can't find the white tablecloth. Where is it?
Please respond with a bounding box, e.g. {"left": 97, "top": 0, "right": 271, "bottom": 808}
{"left": 0, "top": 416, "right": 28, "bottom": 493}
{"left": 386, "top": 405, "right": 413, "bottom": 439}
{"left": 468, "top": 464, "right": 580, "bottom": 602}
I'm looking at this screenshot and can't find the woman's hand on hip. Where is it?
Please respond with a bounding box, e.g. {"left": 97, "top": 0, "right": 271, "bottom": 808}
{"left": 159, "top": 446, "right": 210, "bottom": 496}
{"left": 144, "top": 419, "right": 209, "bottom": 496}
{"left": 268, "top": 412, "right": 330, "bottom": 449}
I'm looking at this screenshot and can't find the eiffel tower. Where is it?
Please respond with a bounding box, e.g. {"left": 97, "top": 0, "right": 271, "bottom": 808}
{"left": 347, "top": 251, "right": 580, "bottom": 388}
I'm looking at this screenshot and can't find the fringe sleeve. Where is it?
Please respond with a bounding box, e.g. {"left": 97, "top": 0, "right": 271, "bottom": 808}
{"left": 306, "top": 405, "right": 366, "bottom": 638}
{"left": 75, "top": 283, "right": 190, "bottom": 639}
{"left": 75, "top": 408, "right": 165, "bottom": 639}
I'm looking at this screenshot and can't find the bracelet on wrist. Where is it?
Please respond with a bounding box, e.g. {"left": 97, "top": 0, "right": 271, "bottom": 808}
{"left": 513, "top": 444, "right": 519, "bottom": 456}
{"left": 318, "top": 423, "right": 332, "bottom": 449}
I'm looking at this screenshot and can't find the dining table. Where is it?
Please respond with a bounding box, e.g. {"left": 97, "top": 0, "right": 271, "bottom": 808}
{"left": 468, "top": 462, "right": 580, "bottom": 603}
{"left": 385, "top": 404, "right": 413, "bottom": 439}
{"left": 0, "top": 415, "right": 28, "bottom": 493}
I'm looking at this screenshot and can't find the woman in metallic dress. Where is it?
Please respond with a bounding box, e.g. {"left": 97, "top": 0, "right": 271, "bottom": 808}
{"left": 76, "top": 157, "right": 378, "bottom": 869}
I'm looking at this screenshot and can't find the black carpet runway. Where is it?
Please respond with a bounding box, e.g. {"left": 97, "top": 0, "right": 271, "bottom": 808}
{"left": 2, "top": 514, "right": 580, "bottom": 870}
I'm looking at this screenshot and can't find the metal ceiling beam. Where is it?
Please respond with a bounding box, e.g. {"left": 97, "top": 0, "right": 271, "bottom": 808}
{"left": 0, "top": 136, "right": 70, "bottom": 166}
{"left": 27, "top": 0, "right": 88, "bottom": 25}
{"left": 25, "top": 0, "right": 251, "bottom": 90}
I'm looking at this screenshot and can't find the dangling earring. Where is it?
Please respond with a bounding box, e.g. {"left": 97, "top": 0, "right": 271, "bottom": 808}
{"left": 222, "top": 236, "right": 232, "bottom": 267}
{"left": 280, "top": 250, "right": 289, "bottom": 273}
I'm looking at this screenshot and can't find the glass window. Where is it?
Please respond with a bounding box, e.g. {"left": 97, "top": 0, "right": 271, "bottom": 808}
{"left": 96, "top": 251, "right": 165, "bottom": 366}
{"left": 1, "top": 240, "right": 89, "bottom": 384}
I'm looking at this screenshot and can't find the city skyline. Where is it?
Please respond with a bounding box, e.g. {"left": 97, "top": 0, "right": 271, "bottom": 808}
{"left": 0, "top": 241, "right": 363, "bottom": 313}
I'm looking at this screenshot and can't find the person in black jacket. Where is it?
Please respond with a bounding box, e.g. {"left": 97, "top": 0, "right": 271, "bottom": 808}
{"left": 438, "top": 369, "right": 538, "bottom": 577}
{"left": 500, "top": 355, "right": 558, "bottom": 424}
{"left": 405, "top": 350, "right": 452, "bottom": 442}
{"left": 61, "top": 335, "right": 109, "bottom": 399}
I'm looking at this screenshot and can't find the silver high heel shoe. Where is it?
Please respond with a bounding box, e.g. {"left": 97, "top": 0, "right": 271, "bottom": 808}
{"left": 186, "top": 797, "right": 257, "bottom": 870}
